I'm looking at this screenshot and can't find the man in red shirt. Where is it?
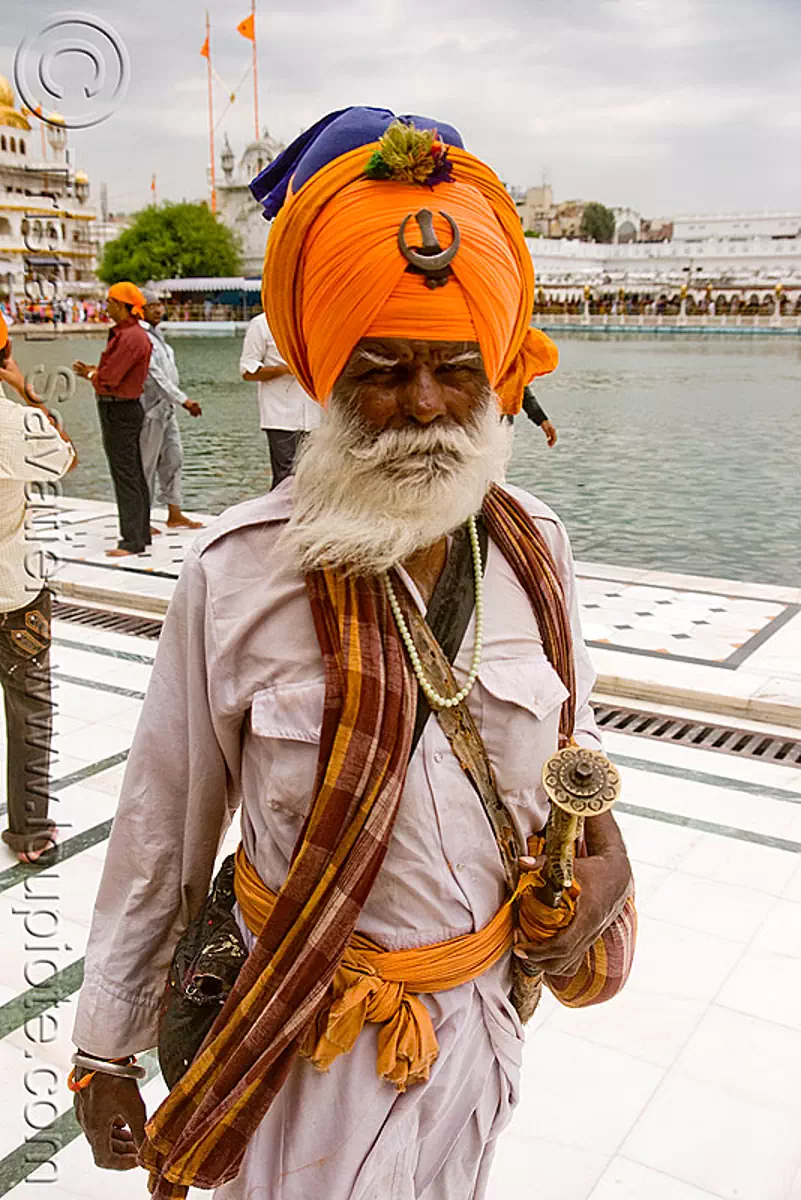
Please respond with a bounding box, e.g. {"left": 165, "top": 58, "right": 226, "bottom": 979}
{"left": 73, "top": 283, "right": 153, "bottom": 557}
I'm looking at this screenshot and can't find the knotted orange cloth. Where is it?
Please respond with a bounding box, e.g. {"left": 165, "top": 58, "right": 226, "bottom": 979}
{"left": 0, "top": 310, "right": 8, "bottom": 350}
{"left": 236, "top": 840, "right": 636, "bottom": 1085}
{"left": 262, "top": 144, "right": 558, "bottom": 414}
{"left": 518, "top": 834, "right": 638, "bottom": 1008}
{"left": 234, "top": 844, "right": 540, "bottom": 1091}
{"left": 107, "top": 281, "right": 145, "bottom": 319}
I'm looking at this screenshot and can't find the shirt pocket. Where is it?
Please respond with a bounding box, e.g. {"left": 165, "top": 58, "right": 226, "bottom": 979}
{"left": 249, "top": 679, "right": 325, "bottom": 816}
{"left": 476, "top": 656, "right": 569, "bottom": 802}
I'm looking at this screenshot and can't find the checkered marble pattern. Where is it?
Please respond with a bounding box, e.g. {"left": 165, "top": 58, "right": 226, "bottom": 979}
{"left": 579, "top": 578, "right": 792, "bottom": 665}
{"left": 34, "top": 498, "right": 209, "bottom": 610}
{"left": 37, "top": 498, "right": 801, "bottom": 725}
{"left": 42, "top": 506, "right": 195, "bottom": 575}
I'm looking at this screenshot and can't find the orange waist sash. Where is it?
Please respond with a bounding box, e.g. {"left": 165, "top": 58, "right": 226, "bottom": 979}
{"left": 234, "top": 845, "right": 537, "bottom": 1090}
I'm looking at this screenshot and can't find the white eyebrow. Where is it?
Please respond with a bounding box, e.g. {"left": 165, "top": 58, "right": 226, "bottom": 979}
{"left": 355, "top": 348, "right": 484, "bottom": 369}
{"left": 356, "top": 350, "right": 401, "bottom": 368}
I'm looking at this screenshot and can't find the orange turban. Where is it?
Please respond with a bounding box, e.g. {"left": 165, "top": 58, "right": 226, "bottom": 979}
{"left": 108, "top": 281, "right": 145, "bottom": 320}
{"left": 0, "top": 310, "right": 7, "bottom": 351}
{"left": 262, "top": 136, "right": 557, "bottom": 415}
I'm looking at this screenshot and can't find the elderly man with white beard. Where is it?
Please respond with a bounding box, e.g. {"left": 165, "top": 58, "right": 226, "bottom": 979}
{"left": 71, "top": 109, "right": 635, "bottom": 1200}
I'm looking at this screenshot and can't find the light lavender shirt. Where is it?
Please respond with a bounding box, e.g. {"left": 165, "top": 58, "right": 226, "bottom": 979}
{"left": 73, "top": 481, "right": 601, "bottom": 1197}
{"left": 74, "top": 481, "right": 599, "bottom": 1061}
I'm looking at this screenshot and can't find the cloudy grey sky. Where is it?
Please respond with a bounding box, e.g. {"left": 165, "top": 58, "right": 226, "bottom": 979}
{"left": 3, "top": 0, "right": 800, "bottom": 218}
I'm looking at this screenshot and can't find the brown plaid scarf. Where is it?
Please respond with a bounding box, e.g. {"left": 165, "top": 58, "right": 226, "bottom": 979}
{"left": 140, "top": 484, "right": 574, "bottom": 1197}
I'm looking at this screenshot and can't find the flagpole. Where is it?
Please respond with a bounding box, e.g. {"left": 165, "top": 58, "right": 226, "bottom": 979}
{"left": 206, "top": 10, "right": 217, "bottom": 213}
{"left": 252, "top": 0, "right": 259, "bottom": 140}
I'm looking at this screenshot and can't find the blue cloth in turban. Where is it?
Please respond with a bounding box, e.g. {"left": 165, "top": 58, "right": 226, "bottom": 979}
{"left": 249, "top": 105, "right": 464, "bottom": 219}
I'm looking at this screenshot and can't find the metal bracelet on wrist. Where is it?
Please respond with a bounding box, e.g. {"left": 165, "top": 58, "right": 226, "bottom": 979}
{"left": 71, "top": 1052, "right": 146, "bottom": 1081}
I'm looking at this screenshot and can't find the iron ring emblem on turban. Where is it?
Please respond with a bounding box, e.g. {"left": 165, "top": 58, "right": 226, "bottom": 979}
{"left": 398, "top": 208, "right": 461, "bottom": 290}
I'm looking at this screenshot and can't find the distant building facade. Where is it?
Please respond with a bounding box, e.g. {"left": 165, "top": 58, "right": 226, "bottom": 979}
{"left": 510, "top": 174, "right": 800, "bottom": 293}
{"left": 527, "top": 233, "right": 801, "bottom": 299}
{"left": 673, "top": 211, "right": 801, "bottom": 242}
{"left": 92, "top": 213, "right": 133, "bottom": 256}
{"left": 612, "top": 207, "right": 642, "bottom": 244}
{"left": 217, "top": 128, "right": 285, "bottom": 277}
{"left": 639, "top": 217, "right": 674, "bottom": 243}
{"left": 514, "top": 184, "right": 553, "bottom": 235}
{"left": 513, "top": 186, "right": 588, "bottom": 239}
{"left": 0, "top": 73, "right": 98, "bottom": 307}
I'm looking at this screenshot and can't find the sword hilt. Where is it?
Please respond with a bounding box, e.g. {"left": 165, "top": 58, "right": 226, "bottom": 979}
{"left": 540, "top": 745, "right": 622, "bottom": 904}
{"left": 512, "top": 746, "right": 622, "bottom": 1020}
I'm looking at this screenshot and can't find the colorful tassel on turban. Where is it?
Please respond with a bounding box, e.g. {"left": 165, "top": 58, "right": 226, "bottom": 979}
{"left": 107, "top": 281, "right": 145, "bottom": 320}
{"left": 253, "top": 108, "right": 557, "bottom": 415}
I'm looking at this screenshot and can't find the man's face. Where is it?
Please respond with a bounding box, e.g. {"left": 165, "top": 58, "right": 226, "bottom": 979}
{"left": 143, "top": 300, "right": 165, "bottom": 325}
{"left": 336, "top": 338, "right": 490, "bottom": 433}
{"left": 284, "top": 333, "right": 508, "bottom": 574}
{"left": 106, "top": 296, "right": 129, "bottom": 324}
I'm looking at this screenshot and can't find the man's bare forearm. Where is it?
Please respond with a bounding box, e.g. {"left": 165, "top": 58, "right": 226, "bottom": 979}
{"left": 242, "top": 365, "right": 292, "bottom": 383}
{"left": 585, "top": 810, "right": 634, "bottom": 925}
{"left": 584, "top": 809, "right": 628, "bottom": 861}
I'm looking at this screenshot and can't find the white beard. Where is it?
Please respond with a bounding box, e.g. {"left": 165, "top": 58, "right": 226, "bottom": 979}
{"left": 281, "top": 390, "right": 512, "bottom": 575}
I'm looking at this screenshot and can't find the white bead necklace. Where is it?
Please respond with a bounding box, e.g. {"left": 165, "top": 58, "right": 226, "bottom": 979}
{"left": 382, "top": 515, "right": 484, "bottom": 710}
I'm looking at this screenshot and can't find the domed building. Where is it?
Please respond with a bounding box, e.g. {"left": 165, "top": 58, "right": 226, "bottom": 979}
{"left": 216, "top": 127, "right": 285, "bottom": 277}
{"left": 0, "top": 75, "right": 29, "bottom": 131}
{"left": 0, "top": 72, "right": 98, "bottom": 316}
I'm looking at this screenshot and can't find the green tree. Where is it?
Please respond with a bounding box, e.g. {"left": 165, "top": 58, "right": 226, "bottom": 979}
{"left": 580, "top": 202, "right": 616, "bottom": 243}
{"left": 98, "top": 201, "right": 241, "bottom": 284}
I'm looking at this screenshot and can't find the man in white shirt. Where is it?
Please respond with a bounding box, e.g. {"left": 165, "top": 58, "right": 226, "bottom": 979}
{"left": 239, "top": 311, "right": 320, "bottom": 488}
{"left": 0, "top": 313, "right": 75, "bottom": 863}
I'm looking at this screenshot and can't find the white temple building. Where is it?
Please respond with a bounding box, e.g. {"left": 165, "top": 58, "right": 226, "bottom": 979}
{"left": 673, "top": 211, "right": 801, "bottom": 242}
{"left": 528, "top": 217, "right": 801, "bottom": 302}
{"left": 0, "top": 73, "right": 98, "bottom": 309}
{"left": 216, "top": 128, "right": 284, "bottom": 277}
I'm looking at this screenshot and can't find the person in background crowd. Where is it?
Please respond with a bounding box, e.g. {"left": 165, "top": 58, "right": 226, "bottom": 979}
{"left": 73, "top": 283, "right": 152, "bottom": 557}
{"left": 0, "top": 312, "right": 75, "bottom": 863}
{"left": 139, "top": 287, "right": 203, "bottom": 533}
{"left": 239, "top": 309, "right": 321, "bottom": 488}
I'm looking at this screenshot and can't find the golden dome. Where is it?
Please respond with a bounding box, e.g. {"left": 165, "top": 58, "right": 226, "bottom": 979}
{"left": 75, "top": 169, "right": 89, "bottom": 183}
{"left": 0, "top": 74, "right": 31, "bottom": 131}
{"left": 48, "top": 112, "right": 66, "bottom": 126}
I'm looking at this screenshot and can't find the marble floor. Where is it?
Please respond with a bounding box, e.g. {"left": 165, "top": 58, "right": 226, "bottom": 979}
{"left": 0, "top": 603, "right": 799, "bottom": 1199}
{"left": 43, "top": 499, "right": 801, "bottom": 729}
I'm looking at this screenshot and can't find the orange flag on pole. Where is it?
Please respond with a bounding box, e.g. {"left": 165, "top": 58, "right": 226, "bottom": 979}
{"left": 200, "top": 34, "right": 210, "bottom": 58}
{"left": 237, "top": 13, "right": 255, "bottom": 40}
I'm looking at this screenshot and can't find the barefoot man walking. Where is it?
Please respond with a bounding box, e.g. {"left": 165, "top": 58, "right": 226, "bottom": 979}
{"left": 139, "top": 287, "right": 203, "bottom": 534}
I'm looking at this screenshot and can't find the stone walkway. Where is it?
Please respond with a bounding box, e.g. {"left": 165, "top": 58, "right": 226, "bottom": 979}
{"left": 0, "top": 498, "right": 799, "bottom": 1199}
{"left": 46, "top": 497, "right": 801, "bottom": 727}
